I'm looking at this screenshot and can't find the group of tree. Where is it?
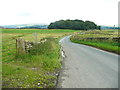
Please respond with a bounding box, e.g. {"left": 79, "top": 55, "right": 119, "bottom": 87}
{"left": 48, "top": 19, "right": 100, "bottom": 30}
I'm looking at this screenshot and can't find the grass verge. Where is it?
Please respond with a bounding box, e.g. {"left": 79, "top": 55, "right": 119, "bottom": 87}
{"left": 70, "top": 30, "right": 119, "bottom": 54}
{"left": 70, "top": 39, "right": 119, "bottom": 54}
{"left": 2, "top": 37, "right": 61, "bottom": 88}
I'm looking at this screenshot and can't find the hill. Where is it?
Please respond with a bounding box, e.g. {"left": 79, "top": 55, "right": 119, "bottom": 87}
{"left": 2, "top": 24, "right": 48, "bottom": 29}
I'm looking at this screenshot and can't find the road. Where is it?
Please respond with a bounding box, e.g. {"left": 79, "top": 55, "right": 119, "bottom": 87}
{"left": 57, "top": 35, "right": 118, "bottom": 88}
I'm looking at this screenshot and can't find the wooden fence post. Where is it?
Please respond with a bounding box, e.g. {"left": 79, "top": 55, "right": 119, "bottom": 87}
{"left": 16, "top": 38, "right": 26, "bottom": 54}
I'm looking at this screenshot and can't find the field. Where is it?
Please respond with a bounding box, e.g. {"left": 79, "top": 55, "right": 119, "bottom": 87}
{"left": 2, "top": 29, "right": 79, "bottom": 88}
{"left": 2, "top": 29, "right": 119, "bottom": 88}
{"left": 70, "top": 29, "right": 119, "bottom": 54}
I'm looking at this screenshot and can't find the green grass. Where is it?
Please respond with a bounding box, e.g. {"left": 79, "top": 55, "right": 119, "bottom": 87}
{"left": 70, "top": 30, "right": 119, "bottom": 54}
{"left": 2, "top": 29, "right": 79, "bottom": 33}
{"left": 2, "top": 28, "right": 80, "bottom": 88}
{"left": 71, "top": 39, "right": 119, "bottom": 54}
{"left": 3, "top": 37, "right": 61, "bottom": 88}
{"left": 3, "top": 63, "right": 56, "bottom": 88}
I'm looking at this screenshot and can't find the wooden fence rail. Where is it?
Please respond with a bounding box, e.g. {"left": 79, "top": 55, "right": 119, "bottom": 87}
{"left": 2, "top": 33, "right": 46, "bottom": 62}
{"left": 2, "top": 39, "right": 16, "bottom": 62}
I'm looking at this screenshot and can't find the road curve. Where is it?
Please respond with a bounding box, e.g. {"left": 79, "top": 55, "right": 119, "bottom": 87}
{"left": 57, "top": 35, "right": 118, "bottom": 88}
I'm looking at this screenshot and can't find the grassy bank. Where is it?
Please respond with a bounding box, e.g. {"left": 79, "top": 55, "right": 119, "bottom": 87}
{"left": 70, "top": 30, "right": 119, "bottom": 54}
{"left": 3, "top": 38, "right": 60, "bottom": 88}
{"left": 2, "top": 29, "right": 79, "bottom": 88}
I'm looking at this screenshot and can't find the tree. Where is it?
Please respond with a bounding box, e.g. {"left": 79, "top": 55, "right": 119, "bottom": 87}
{"left": 48, "top": 19, "right": 98, "bottom": 30}
{"left": 97, "top": 26, "right": 101, "bottom": 30}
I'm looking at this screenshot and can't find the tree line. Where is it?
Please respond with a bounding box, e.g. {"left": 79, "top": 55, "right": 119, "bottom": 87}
{"left": 48, "top": 19, "right": 100, "bottom": 30}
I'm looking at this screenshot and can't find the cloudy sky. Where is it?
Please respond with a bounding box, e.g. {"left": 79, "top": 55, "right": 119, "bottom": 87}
{"left": 0, "top": 0, "right": 119, "bottom": 26}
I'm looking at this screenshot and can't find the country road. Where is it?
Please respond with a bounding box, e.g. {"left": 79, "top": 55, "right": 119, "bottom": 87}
{"left": 57, "top": 35, "right": 118, "bottom": 88}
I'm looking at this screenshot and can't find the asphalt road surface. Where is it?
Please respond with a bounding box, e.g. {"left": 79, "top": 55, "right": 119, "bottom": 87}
{"left": 58, "top": 35, "right": 118, "bottom": 88}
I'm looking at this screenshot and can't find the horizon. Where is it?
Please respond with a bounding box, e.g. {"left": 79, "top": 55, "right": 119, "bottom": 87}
{"left": 1, "top": 23, "right": 118, "bottom": 28}
{"left": 0, "top": 0, "right": 119, "bottom": 26}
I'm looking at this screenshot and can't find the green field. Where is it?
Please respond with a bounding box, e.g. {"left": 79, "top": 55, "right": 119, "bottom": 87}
{"left": 3, "top": 28, "right": 119, "bottom": 88}
{"left": 2, "top": 29, "right": 79, "bottom": 88}
{"left": 70, "top": 29, "right": 119, "bottom": 54}
{"left": 2, "top": 29, "right": 78, "bottom": 33}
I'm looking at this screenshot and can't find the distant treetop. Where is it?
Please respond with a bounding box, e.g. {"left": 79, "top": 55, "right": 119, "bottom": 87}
{"left": 48, "top": 19, "right": 99, "bottom": 30}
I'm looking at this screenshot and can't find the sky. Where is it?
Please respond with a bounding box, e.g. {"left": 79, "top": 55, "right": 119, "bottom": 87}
{"left": 0, "top": 0, "right": 119, "bottom": 26}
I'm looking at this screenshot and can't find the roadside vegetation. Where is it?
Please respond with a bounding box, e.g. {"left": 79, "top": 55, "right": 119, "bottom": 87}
{"left": 70, "top": 29, "right": 119, "bottom": 54}
{"left": 2, "top": 29, "right": 79, "bottom": 88}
